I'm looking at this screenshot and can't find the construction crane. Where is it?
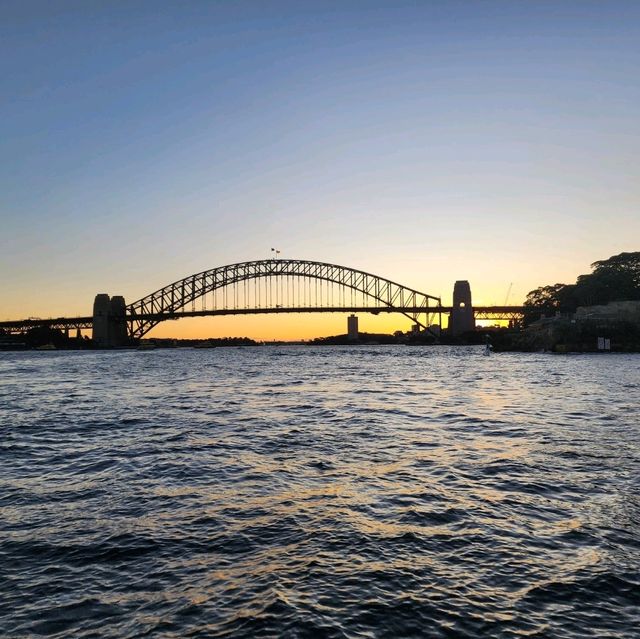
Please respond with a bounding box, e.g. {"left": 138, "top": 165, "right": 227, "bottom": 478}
{"left": 504, "top": 282, "right": 513, "bottom": 306}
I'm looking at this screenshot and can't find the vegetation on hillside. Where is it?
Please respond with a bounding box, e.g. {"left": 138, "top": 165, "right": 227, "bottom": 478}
{"left": 523, "top": 252, "right": 640, "bottom": 324}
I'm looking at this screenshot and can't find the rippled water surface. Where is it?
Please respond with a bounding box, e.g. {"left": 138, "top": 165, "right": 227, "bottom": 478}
{"left": 1, "top": 346, "right": 639, "bottom": 638}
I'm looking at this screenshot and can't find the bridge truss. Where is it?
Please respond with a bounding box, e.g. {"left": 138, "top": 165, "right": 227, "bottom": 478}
{"left": 127, "top": 259, "right": 443, "bottom": 339}
{"left": 0, "top": 317, "right": 93, "bottom": 334}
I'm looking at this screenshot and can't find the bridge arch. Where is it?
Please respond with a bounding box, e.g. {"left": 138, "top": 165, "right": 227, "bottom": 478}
{"left": 127, "top": 259, "right": 441, "bottom": 339}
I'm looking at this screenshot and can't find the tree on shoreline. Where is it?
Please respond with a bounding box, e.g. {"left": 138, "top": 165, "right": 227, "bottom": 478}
{"left": 524, "top": 252, "right": 640, "bottom": 323}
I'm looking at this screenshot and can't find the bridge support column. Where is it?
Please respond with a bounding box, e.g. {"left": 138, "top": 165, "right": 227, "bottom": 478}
{"left": 449, "top": 280, "right": 475, "bottom": 336}
{"left": 92, "top": 294, "right": 111, "bottom": 347}
{"left": 110, "top": 296, "right": 128, "bottom": 347}
{"left": 92, "top": 294, "right": 128, "bottom": 348}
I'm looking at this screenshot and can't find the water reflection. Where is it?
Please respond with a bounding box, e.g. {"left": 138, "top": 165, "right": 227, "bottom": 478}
{"left": 1, "top": 347, "right": 639, "bottom": 637}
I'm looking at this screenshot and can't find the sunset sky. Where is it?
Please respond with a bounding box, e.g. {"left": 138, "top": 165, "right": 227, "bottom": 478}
{"left": 1, "top": 1, "right": 639, "bottom": 339}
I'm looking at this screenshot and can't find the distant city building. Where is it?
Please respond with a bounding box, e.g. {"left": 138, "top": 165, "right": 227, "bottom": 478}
{"left": 347, "top": 314, "right": 359, "bottom": 341}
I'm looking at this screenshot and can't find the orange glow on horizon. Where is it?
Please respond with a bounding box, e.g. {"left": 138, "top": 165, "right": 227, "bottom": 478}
{"left": 145, "top": 312, "right": 419, "bottom": 341}
{"left": 2, "top": 281, "right": 519, "bottom": 341}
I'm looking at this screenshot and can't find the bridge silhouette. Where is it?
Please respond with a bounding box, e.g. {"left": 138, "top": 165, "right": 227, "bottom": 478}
{"left": 0, "top": 259, "right": 525, "bottom": 345}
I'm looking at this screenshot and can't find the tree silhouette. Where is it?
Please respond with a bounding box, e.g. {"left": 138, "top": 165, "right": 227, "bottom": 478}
{"left": 524, "top": 252, "right": 640, "bottom": 323}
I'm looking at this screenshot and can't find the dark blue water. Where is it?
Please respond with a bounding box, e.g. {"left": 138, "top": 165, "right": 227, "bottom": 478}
{"left": 1, "top": 346, "right": 639, "bottom": 638}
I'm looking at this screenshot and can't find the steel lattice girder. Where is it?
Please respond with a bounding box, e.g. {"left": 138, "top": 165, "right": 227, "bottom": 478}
{"left": 474, "top": 311, "right": 524, "bottom": 321}
{"left": 127, "top": 259, "right": 441, "bottom": 339}
{"left": 0, "top": 318, "right": 93, "bottom": 334}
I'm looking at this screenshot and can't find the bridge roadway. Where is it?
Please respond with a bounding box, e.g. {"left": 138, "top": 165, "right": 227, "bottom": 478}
{"left": 0, "top": 306, "right": 525, "bottom": 334}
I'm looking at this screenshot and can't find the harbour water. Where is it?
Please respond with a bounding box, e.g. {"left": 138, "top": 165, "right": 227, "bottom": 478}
{"left": 1, "top": 346, "right": 639, "bottom": 638}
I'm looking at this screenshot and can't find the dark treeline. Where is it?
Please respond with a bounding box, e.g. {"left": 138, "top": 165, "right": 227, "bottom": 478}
{"left": 180, "top": 337, "right": 257, "bottom": 347}
{"left": 311, "top": 332, "right": 401, "bottom": 345}
{"left": 523, "top": 252, "right": 640, "bottom": 324}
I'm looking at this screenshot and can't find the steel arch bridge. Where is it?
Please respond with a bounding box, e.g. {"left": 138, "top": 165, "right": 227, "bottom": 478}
{"left": 127, "top": 259, "right": 442, "bottom": 340}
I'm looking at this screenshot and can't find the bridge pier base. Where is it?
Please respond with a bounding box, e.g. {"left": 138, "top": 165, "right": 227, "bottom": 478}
{"left": 92, "top": 294, "right": 129, "bottom": 348}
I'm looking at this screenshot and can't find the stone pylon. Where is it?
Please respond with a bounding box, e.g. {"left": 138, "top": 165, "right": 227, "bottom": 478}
{"left": 92, "top": 294, "right": 129, "bottom": 347}
{"left": 449, "top": 280, "right": 475, "bottom": 336}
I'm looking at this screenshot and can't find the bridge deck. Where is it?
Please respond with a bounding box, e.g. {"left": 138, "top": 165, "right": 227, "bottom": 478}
{"left": 0, "top": 306, "right": 525, "bottom": 334}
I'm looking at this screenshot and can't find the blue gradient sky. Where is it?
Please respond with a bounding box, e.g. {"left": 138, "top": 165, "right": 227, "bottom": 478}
{"left": 2, "top": 1, "right": 639, "bottom": 338}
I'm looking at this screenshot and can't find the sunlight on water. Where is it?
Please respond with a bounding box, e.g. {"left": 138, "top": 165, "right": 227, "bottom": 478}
{"left": 1, "top": 346, "right": 639, "bottom": 638}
